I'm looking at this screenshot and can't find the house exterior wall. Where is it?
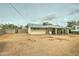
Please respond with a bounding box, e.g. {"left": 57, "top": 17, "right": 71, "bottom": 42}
{"left": 5, "top": 29, "right": 16, "bottom": 34}
{"left": 75, "top": 26, "right": 79, "bottom": 30}
{"left": 71, "top": 25, "right": 79, "bottom": 34}
{"left": 18, "top": 29, "right": 27, "bottom": 33}
{"left": 0, "top": 29, "right": 5, "bottom": 35}
{"left": 71, "top": 25, "right": 79, "bottom": 30}
{"left": 28, "top": 28, "right": 46, "bottom": 34}
{"left": 65, "top": 28, "right": 69, "bottom": 34}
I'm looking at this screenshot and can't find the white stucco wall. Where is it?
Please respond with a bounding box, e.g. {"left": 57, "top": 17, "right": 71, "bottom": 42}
{"left": 28, "top": 27, "right": 46, "bottom": 34}
{"left": 30, "top": 29, "right": 46, "bottom": 34}
{"left": 5, "top": 29, "right": 16, "bottom": 34}
{"left": 0, "top": 29, "right": 5, "bottom": 35}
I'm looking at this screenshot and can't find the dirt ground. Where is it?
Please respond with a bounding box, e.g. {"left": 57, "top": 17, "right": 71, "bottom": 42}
{"left": 0, "top": 33, "right": 79, "bottom": 56}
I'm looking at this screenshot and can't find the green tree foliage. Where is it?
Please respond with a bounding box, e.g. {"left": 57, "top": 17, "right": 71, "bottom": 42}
{"left": 77, "top": 20, "right": 79, "bottom": 25}
{"left": 18, "top": 25, "right": 23, "bottom": 29}
{"left": 67, "top": 21, "right": 77, "bottom": 27}
{"left": 43, "top": 22, "right": 52, "bottom": 25}
{"left": 1, "top": 24, "right": 18, "bottom": 29}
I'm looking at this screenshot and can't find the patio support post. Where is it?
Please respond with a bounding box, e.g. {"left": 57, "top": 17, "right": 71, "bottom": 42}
{"left": 55, "top": 28, "right": 57, "bottom": 35}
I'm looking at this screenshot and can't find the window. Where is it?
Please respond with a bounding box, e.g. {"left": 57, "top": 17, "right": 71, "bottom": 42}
{"left": 31, "top": 28, "right": 42, "bottom": 30}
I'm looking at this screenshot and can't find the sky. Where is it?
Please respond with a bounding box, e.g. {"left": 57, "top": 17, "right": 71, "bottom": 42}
{"left": 0, "top": 3, "right": 79, "bottom": 26}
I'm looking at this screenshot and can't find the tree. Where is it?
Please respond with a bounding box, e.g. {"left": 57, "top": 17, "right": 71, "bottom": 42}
{"left": 67, "top": 21, "right": 77, "bottom": 27}
{"left": 25, "top": 25, "right": 28, "bottom": 28}
{"left": 1, "top": 24, "right": 18, "bottom": 29}
{"left": 42, "top": 22, "right": 52, "bottom": 25}
{"left": 18, "top": 25, "right": 23, "bottom": 29}
{"left": 77, "top": 20, "right": 79, "bottom": 25}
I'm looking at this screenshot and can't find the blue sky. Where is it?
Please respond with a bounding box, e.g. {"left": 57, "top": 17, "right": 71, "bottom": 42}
{"left": 0, "top": 3, "right": 79, "bottom": 26}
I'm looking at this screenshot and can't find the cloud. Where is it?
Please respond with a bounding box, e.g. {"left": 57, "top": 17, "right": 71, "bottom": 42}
{"left": 42, "top": 14, "right": 57, "bottom": 21}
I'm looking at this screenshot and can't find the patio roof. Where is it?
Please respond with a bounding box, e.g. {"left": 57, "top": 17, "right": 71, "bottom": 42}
{"left": 28, "top": 24, "right": 66, "bottom": 29}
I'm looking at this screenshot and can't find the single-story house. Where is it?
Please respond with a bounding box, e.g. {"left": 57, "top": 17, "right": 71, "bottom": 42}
{"left": 27, "top": 24, "right": 70, "bottom": 35}
{"left": 71, "top": 25, "right": 79, "bottom": 34}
